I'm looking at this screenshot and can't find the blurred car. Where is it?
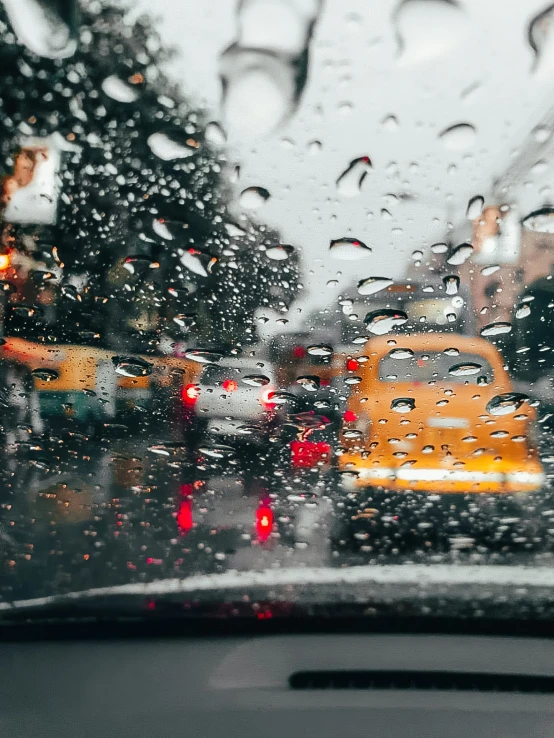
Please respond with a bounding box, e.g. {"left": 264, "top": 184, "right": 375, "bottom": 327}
{"left": 338, "top": 333, "right": 544, "bottom": 495}
{"left": 183, "top": 357, "right": 280, "bottom": 448}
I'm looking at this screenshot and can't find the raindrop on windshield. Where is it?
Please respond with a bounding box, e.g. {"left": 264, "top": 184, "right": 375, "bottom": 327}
{"left": 307, "top": 344, "right": 333, "bottom": 357}
{"left": 205, "top": 121, "right": 227, "bottom": 147}
{"left": 265, "top": 244, "right": 294, "bottom": 261}
{"left": 487, "top": 393, "right": 529, "bottom": 416}
{"left": 529, "top": 4, "right": 554, "bottom": 70}
{"left": 239, "top": 187, "right": 271, "bottom": 210}
{"left": 2, "top": 0, "right": 77, "bottom": 58}
{"left": 242, "top": 375, "right": 270, "bottom": 387}
{"left": 184, "top": 350, "right": 224, "bottom": 365}
{"left": 179, "top": 248, "right": 217, "bottom": 277}
{"left": 297, "top": 375, "right": 320, "bottom": 391}
{"left": 439, "top": 123, "right": 476, "bottom": 150}
{"left": 394, "top": 0, "right": 469, "bottom": 64}
{"left": 198, "top": 444, "right": 236, "bottom": 459}
{"left": 147, "top": 132, "right": 197, "bottom": 160}
{"left": 336, "top": 156, "right": 372, "bottom": 197}
{"left": 391, "top": 397, "right": 416, "bottom": 413}
{"left": 443, "top": 275, "right": 460, "bottom": 295}
{"left": 481, "top": 264, "right": 500, "bottom": 276}
{"left": 364, "top": 309, "right": 408, "bottom": 335}
{"left": 515, "top": 303, "right": 531, "bottom": 319}
{"left": 431, "top": 242, "right": 448, "bottom": 254}
{"left": 480, "top": 322, "right": 512, "bottom": 337}
{"left": 344, "top": 376, "right": 362, "bottom": 385}
{"left": 329, "top": 237, "right": 372, "bottom": 260}
{"left": 101, "top": 75, "right": 139, "bottom": 103}
{"left": 466, "top": 195, "right": 484, "bottom": 220}
{"left": 112, "top": 356, "right": 153, "bottom": 378}
{"left": 521, "top": 207, "right": 554, "bottom": 233}
{"left": 388, "top": 348, "right": 414, "bottom": 360}
{"left": 31, "top": 368, "right": 59, "bottom": 382}
{"left": 357, "top": 276, "right": 393, "bottom": 296}
{"left": 447, "top": 242, "right": 473, "bottom": 265}
{"left": 443, "top": 347, "right": 460, "bottom": 356}
{"left": 448, "top": 362, "right": 481, "bottom": 377}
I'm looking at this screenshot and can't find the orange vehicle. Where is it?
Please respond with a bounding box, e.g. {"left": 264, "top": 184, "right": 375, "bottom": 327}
{"left": 338, "top": 333, "right": 544, "bottom": 494}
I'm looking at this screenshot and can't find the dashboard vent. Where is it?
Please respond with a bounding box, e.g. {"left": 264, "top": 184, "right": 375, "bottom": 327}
{"left": 289, "top": 670, "right": 554, "bottom": 693}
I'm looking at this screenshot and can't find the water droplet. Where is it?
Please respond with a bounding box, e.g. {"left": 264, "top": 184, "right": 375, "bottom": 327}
{"left": 101, "top": 76, "right": 138, "bottom": 103}
{"left": 515, "top": 303, "right": 531, "bottom": 319}
{"left": 395, "top": 0, "right": 469, "bottom": 64}
{"left": 307, "top": 344, "right": 333, "bottom": 357}
{"left": 0, "top": 280, "right": 16, "bottom": 294}
{"left": 199, "top": 444, "right": 236, "bottom": 459}
{"left": 439, "top": 123, "right": 476, "bottom": 150}
{"left": 239, "top": 186, "right": 270, "bottom": 210}
{"left": 490, "top": 430, "right": 509, "bottom": 439}
{"left": 481, "top": 264, "right": 500, "bottom": 276}
{"left": 364, "top": 309, "right": 408, "bottom": 335}
{"left": 329, "top": 237, "right": 371, "bottom": 260}
{"left": 529, "top": 4, "right": 554, "bottom": 69}
{"left": 422, "top": 445, "right": 434, "bottom": 454}
{"left": 449, "top": 362, "right": 481, "bottom": 376}
{"left": 2, "top": 0, "right": 77, "bottom": 58}
{"left": 179, "top": 248, "right": 217, "bottom": 277}
{"left": 336, "top": 156, "right": 372, "bottom": 197}
{"left": 480, "top": 322, "right": 512, "bottom": 337}
{"left": 466, "top": 195, "right": 484, "bottom": 220}
{"left": 343, "top": 429, "right": 364, "bottom": 440}
{"left": 382, "top": 114, "right": 399, "bottom": 131}
{"left": 308, "top": 140, "right": 322, "bottom": 155}
{"left": 243, "top": 374, "right": 270, "bottom": 387}
{"left": 297, "top": 375, "right": 320, "bottom": 391}
{"left": 443, "top": 347, "right": 459, "bottom": 357}
{"left": 112, "top": 356, "right": 153, "bottom": 378}
{"left": 447, "top": 242, "right": 473, "bottom": 265}
{"left": 522, "top": 207, "right": 554, "bottom": 233}
{"left": 344, "top": 376, "right": 362, "bottom": 385}
{"left": 148, "top": 132, "right": 198, "bottom": 161}
{"left": 411, "top": 249, "right": 424, "bottom": 261}
{"left": 173, "top": 314, "right": 197, "bottom": 329}
{"left": 431, "top": 242, "right": 448, "bottom": 254}
{"left": 357, "top": 276, "right": 393, "bottom": 296}
{"left": 486, "top": 393, "right": 529, "bottom": 416}
{"left": 391, "top": 397, "right": 416, "bottom": 413}
{"left": 31, "top": 368, "right": 59, "bottom": 382}
{"left": 267, "top": 390, "right": 295, "bottom": 405}
{"left": 184, "top": 350, "right": 224, "bottom": 365}
{"left": 533, "top": 125, "right": 552, "bottom": 143}
{"left": 205, "top": 121, "right": 227, "bottom": 146}
{"left": 388, "top": 348, "right": 414, "bottom": 360}
{"left": 443, "top": 275, "right": 460, "bottom": 295}
{"left": 265, "top": 244, "right": 293, "bottom": 261}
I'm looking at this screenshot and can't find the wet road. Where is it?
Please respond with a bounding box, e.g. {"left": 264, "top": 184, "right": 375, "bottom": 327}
{"left": 2, "top": 423, "right": 554, "bottom": 603}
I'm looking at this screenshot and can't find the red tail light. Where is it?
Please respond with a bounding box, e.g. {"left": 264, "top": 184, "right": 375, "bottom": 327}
{"left": 176, "top": 499, "right": 193, "bottom": 534}
{"left": 291, "top": 440, "right": 332, "bottom": 468}
{"left": 256, "top": 504, "right": 274, "bottom": 541}
{"left": 346, "top": 358, "right": 359, "bottom": 371}
{"left": 182, "top": 383, "right": 200, "bottom": 405}
{"left": 222, "top": 379, "right": 238, "bottom": 392}
{"left": 343, "top": 410, "right": 357, "bottom": 422}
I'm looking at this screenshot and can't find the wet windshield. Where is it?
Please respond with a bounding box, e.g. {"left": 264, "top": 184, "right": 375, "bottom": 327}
{"left": 2, "top": 0, "right": 554, "bottom": 621}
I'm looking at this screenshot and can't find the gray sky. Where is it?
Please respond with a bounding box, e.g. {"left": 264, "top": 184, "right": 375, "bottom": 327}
{"left": 135, "top": 0, "right": 554, "bottom": 330}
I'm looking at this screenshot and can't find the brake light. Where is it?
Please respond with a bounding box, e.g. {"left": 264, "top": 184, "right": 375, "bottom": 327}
{"left": 222, "top": 379, "right": 238, "bottom": 392}
{"left": 261, "top": 388, "right": 276, "bottom": 408}
{"left": 346, "top": 358, "right": 359, "bottom": 371}
{"left": 176, "top": 499, "right": 193, "bottom": 534}
{"left": 343, "top": 410, "right": 357, "bottom": 422}
{"left": 293, "top": 346, "right": 307, "bottom": 359}
{"left": 182, "top": 383, "right": 200, "bottom": 405}
{"left": 0, "top": 254, "right": 9, "bottom": 271}
{"left": 255, "top": 504, "right": 274, "bottom": 541}
{"left": 291, "top": 440, "right": 332, "bottom": 468}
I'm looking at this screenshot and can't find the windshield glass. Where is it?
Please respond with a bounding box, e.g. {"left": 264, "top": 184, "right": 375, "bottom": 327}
{"left": 2, "top": 0, "right": 554, "bottom": 622}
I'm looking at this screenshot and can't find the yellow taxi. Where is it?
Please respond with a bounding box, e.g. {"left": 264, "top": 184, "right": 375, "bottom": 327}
{"left": 338, "top": 333, "right": 544, "bottom": 494}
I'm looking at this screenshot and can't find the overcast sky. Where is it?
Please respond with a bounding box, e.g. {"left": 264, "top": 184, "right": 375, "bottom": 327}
{"left": 135, "top": 0, "right": 554, "bottom": 329}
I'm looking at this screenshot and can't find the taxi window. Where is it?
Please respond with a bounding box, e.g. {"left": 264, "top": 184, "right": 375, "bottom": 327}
{"left": 378, "top": 352, "right": 494, "bottom": 385}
